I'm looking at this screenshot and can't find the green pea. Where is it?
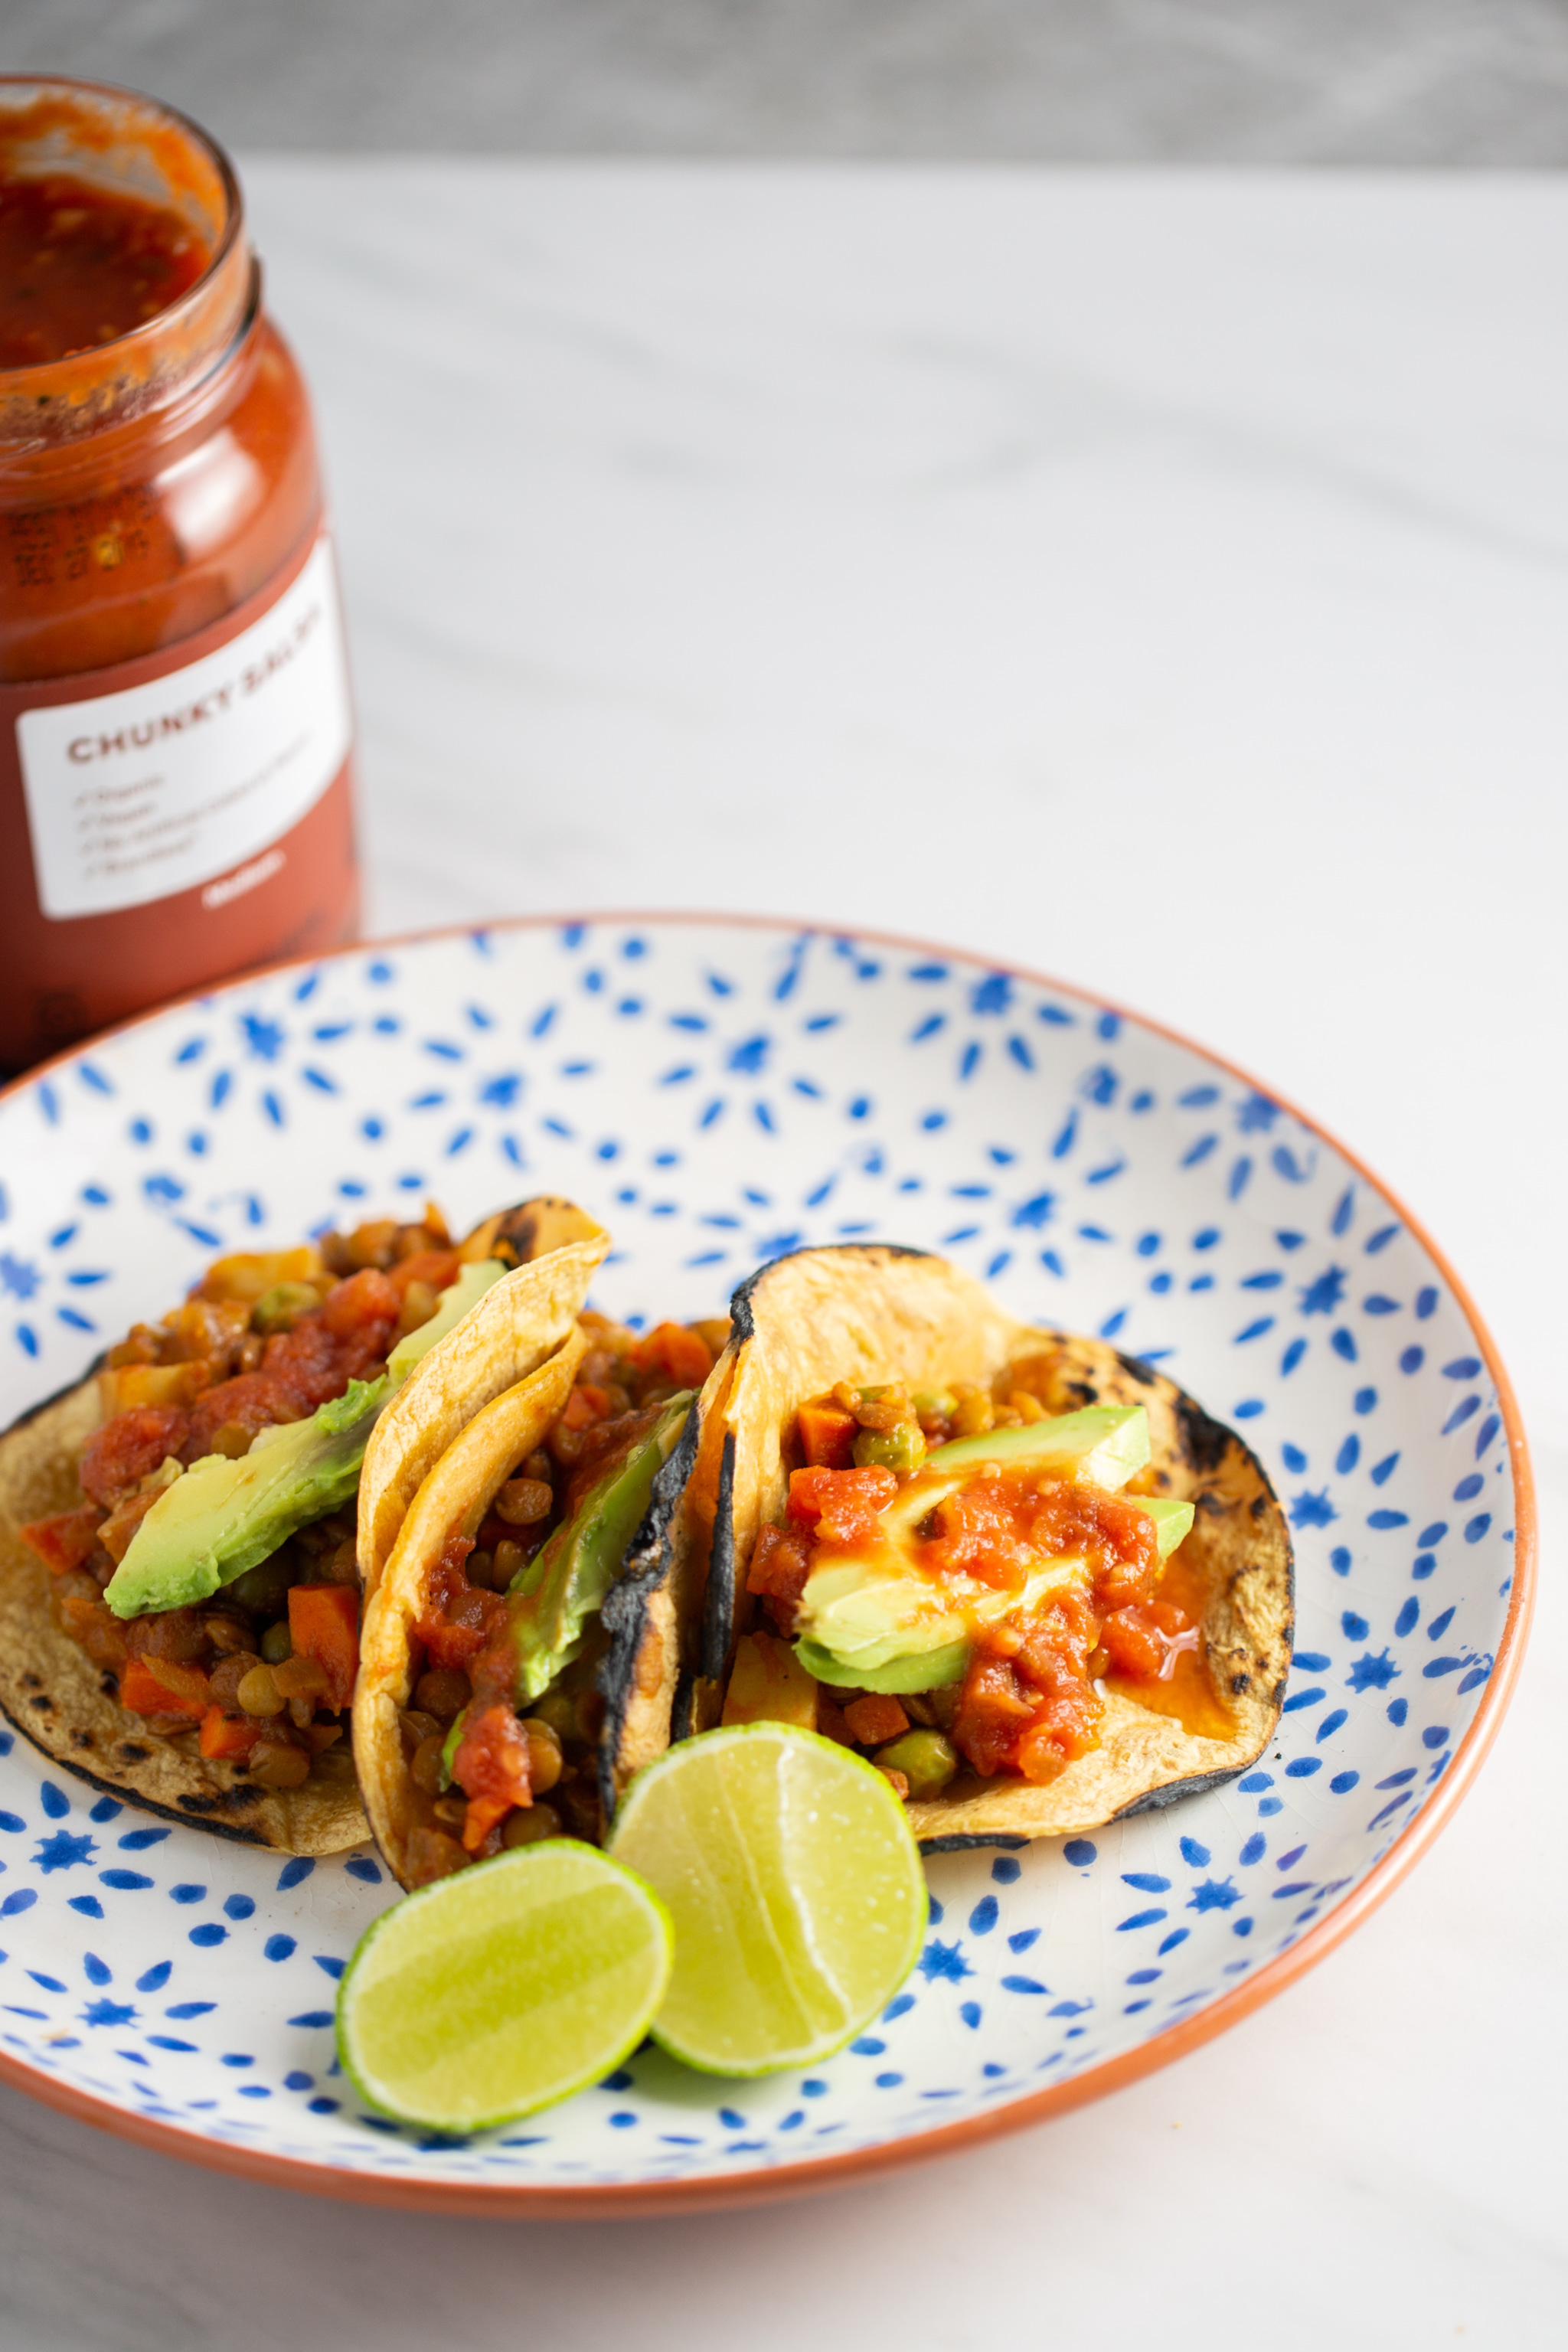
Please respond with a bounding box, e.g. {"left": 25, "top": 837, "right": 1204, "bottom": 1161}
{"left": 252, "top": 1282, "right": 319, "bottom": 1335}
{"left": 912, "top": 1390, "right": 958, "bottom": 1420}
{"left": 530, "top": 1687, "right": 578, "bottom": 1743}
{"left": 853, "top": 1422, "right": 926, "bottom": 1472}
{"left": 874, "top": 1730, "right": 958, "bottom": 1800}
{"left": 228, "top": 1551, "right": 299, "bottom": 1615}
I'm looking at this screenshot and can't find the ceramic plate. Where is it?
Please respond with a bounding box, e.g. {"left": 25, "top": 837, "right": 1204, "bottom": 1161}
{"left": 0, "top": 916, "right": 1532, "bottom": 2213}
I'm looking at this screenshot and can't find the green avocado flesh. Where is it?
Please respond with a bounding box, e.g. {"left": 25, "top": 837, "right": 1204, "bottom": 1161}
{"left": 790, "top": 1406, "right": 1195, "bottom": 1693}
{"left": 103, "top": 1259, "right": 507, "bottom": 1621}
{"left": 508, "top": 1393, "right": 694, "bottom": 1707}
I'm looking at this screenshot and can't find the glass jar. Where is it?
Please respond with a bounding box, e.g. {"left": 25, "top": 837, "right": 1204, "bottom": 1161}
{"left": 0, "top": 76, "right": 360, "bottom": 1070}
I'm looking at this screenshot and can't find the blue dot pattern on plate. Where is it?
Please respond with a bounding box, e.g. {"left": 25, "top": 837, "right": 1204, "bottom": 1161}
{"left": 0, "top": 920, "right": 1517, "bottom": 2190}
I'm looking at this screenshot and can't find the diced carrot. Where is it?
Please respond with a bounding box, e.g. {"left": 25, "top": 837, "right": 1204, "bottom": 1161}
{"left": 388, "top": 1248, "right": 460, "bottom": 1298}
{"left": 120, "top": 1655, "right": 211, "bottom": 1720}
{"left": 843, "top": 1694, "right": 910, "bottom": 1748}
{"left": 796, "top": 1397, "right": 858, "bottom": 1470}
{"left": 18, "top": 1506, "right": 103, "bottom": 1575}
{"left": 631, "top": 1321, "right": 713, "bottom": 1389}
{"left": 96, "top": 1484, "right": 168, "bottom": 1564}
{"left": 287, "top": 1582, "right": 360, "bottom": 1712}
{"left": 199, "top": 1707, "right": 265, "bottom": 1762}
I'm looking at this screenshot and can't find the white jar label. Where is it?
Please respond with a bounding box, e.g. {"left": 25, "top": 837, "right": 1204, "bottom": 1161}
{"left": 16, "top": 534, "right": 352, "bottom": 920}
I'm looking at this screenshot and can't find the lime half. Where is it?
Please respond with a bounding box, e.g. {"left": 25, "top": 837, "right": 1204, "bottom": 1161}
{"left": 606, "top": 1724, "right": 928, "bottom": 2076}
{"left": 336, "top": 1841, "right": 671, "bottom": 2131}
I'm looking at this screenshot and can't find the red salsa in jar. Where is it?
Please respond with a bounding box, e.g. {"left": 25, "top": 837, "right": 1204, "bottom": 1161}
{"left": 0, "top": 77, "right": 360, "bottom": 1070}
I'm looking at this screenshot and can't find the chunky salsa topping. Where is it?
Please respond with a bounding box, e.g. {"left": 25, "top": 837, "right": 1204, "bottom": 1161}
{"left": 399, "top": 1315, "right": 727, "bottom": 1887}
{"left": 19, "top": 1208, "right": 455, "bottom": 1792}
{"left": 746, "top": 1377, "right": 1209, "bottom": 1802}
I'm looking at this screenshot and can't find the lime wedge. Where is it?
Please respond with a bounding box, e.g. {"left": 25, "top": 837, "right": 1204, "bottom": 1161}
{"left": 335, "top": 1841, "right": 671, "bottom": 2131}
{"left": 606, "top": 1724, "right": 929, "bottom": 2076}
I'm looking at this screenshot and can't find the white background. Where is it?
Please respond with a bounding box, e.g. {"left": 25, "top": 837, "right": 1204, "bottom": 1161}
{"left": 0, "top": 169, "right": 1561, "bottom": 2347}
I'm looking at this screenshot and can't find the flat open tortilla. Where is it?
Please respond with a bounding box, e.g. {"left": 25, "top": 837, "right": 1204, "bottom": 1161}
{"left": 692, "top": 1244, "right": 1294, "bottom": 1850}
{"left": 0, "top": 1200, "right": 608, "bottom": 1853}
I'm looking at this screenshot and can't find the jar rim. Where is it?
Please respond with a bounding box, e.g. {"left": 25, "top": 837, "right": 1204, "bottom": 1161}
{"left": 0, "top": 75, "right": 249, "bottom": 442}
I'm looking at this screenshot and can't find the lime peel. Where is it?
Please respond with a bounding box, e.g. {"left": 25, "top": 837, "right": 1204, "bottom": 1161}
{"left": 335, "top": 1840, "right": 672, "bottom": 2132}
{"left": 607, "top": 1723, "right": 929, "bottom": 2077}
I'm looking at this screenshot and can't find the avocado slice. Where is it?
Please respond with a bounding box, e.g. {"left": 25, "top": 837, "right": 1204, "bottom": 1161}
{"left": 103, "top": 1259, "right": 508, "bottom": 1620}
{"left": 924, "top": 1404, "right": 1149, "bottom": 1485}
{"left": 508, "top": 1392, "right": 694, "bottom": 1706}
{"left": 795, "top": 1635, "right": 971, "bottom": 1694}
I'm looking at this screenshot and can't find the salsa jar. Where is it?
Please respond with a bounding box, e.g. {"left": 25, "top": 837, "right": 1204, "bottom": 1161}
{"left": 0, "top": 77, "right": 360, "bottom": 1070}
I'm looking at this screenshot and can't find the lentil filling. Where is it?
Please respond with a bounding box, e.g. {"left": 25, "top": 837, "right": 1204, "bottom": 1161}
{"left": 18, "top": 1208, "right": 457, "bottom": 1794}
{"left": 397, "top": 1315, "right": 727, "bottom": 1886}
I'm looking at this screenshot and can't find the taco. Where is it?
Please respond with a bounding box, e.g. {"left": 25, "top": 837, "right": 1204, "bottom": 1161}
{"left": 686, "top": 1246, "right": 1292, "bottom": 1849}
{"left": 0, "top": 1197, "right": 606, "bottom": 1851}
{"left": 354, "top": 1309, "right": 729, "bottom": 1887}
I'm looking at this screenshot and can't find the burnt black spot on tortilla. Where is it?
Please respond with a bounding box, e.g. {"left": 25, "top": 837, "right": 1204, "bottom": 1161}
{"left": 28, "top": 1696, "right": 51, "bottom": 1712}
{"left": 596, "top": 1404, "right": 701, "bottom": 1824}
{"left": 669, "top": 1668, "right": 696, "bottom": 1746}
{"left": 70, "top": 1731, "right": 92, "bottom": 1748}
{"left": 0, "top": 1697, "right": 281, "bottom": 1841}
{"left": 19, "top": 1673, "right": 39, "bottom": 1691}
{"left": 99, "top": 1673, "right": 117, "bottom": 1697}
{"left": 488, "top": 1206, "right": 539, "bottom": 1266}
{"left": 1175, "top": 1392, "right": 1233, "bottom": 1475}
{"left": 1114, "top": 1760, "right": 1250, "bottom": 1817}
{"left": 916, "top": 1833, "right": 1029, "bottom": 1855}
{"left": 1250, "top": 1494, "right": 1268, "bottom": 1519}
{"left": 1194, "top": 1490, "right": 1227, "bottom": 1517}
{"left": 727, "top": 1241, "right": 933, "bottom": 1344}
{"left": 1230, "top": 1672, "right": 1252, "bottom": 1694}
{"left": 178, "top": 1787, "right": 264, "bottom": 1815}
{"left": 1065, "top": 1380, "right": 1098, "bottom": 1407}
{"left": 1114, "top": 1351, "right": 1158, "bottom": 1387}
{"left": 697, "top": 1429, "right": 737, "bottom": 1687}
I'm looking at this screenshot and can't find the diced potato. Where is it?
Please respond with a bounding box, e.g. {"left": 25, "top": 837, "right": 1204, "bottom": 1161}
{"left": 195, "top": 1246, "right": 324, "bottom": 1305}
{"left": 721, "top": 1632, "right": 820, "bottom": 1732}
{"left": 97, "top": 1361, "right": 204, "bottom": 1419}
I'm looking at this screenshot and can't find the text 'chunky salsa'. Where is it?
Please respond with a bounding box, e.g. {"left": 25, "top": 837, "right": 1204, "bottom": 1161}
{"left": 740, "top": 1375, "right": 1225, "bottom": 1802}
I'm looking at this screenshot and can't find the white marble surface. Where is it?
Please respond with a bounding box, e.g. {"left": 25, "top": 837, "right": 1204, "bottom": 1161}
{"left": 2, "top": 168, "right": 1565, "bottom": 2345}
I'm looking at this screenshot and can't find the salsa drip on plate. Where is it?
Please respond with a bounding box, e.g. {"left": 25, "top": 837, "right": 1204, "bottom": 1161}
{"left": 19, "top": 1209, "right": 456, "bottom": 1792}
{"left": 399, "top": 1315, "right": 727, "bottom": 1886}
{"left": 743, "top": 1373, "right": 1228, "bottom": 1803}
